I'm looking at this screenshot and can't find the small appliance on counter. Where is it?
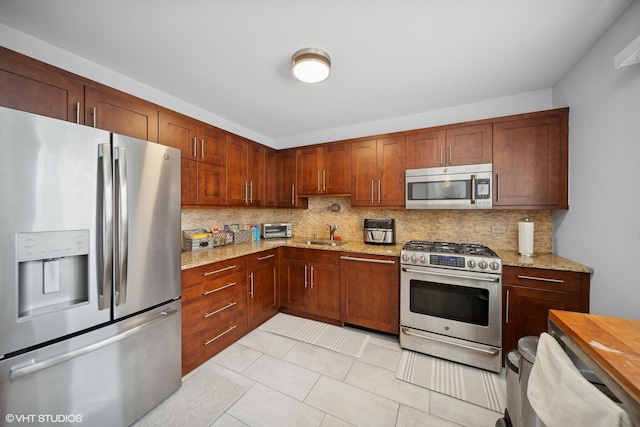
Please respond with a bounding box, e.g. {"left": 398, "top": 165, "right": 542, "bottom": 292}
{"left": 262, "top": 222, "right": 292, "bottom": 239}
{"left": 363, "top": 218, "right": 396, "bottom": 245}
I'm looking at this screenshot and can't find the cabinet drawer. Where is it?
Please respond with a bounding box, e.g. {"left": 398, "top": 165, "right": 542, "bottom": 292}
{"left": 181, "top": 256, "right": 247, "bottom": 291}
{"left": 503, "top": 266, "right": 588, "bottom": 293}
{"left": 282, "top": 247, "right": 340, "bottom": 264}
{"left": 182, "top": 270, "right": 246, "bottom": 308}
{"left": 182, "top": 308, "right": 247, "bottom": 375}
{"left": 247, "top": 249, "right": 278, "bottom": 268}
{"left": 182, "top": 283, "right": 247, "bottom": 338}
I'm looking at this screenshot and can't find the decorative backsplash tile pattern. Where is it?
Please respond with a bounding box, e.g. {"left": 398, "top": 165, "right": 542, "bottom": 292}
{"left": 182, "top": 197, "right": 553, "bottom": 253}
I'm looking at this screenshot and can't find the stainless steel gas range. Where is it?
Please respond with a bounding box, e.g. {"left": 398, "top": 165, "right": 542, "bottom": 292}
{"left": 399, "top": 241, "right": 503, "bottom": 373}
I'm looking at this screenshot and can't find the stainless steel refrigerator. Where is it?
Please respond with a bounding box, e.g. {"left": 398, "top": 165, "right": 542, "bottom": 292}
{"left": 0, "top": 106, "right": 182, "bottom": 426}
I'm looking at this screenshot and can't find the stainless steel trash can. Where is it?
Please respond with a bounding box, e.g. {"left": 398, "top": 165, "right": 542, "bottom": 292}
{"left": 506, "top": 349, "right": 521, "bottom": 427}
{"left": 518, "top": 337, "right": 546, "bottom": 427}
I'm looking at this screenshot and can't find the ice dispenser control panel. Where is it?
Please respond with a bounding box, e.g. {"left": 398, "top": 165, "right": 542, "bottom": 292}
{"left": 17, "top": 230, "right": 90, "bottom": 319}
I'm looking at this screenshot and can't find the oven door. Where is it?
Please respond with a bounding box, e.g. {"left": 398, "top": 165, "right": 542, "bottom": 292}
{"left": 400, "top": 265, "right": 501, "bottom": 347}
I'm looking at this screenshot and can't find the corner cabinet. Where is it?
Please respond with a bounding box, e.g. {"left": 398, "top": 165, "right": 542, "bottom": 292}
{"left": 277, "top": 149, "right": 308, "bottom": 208}
{"left": 351, "top": 136, "right": 405, "bottom": 208}
{"left": 502, "top": 265, "right": 590, "bottom": 355}
{"left": 280, "top": 248, "right": 342, "bottom": 322}
{"left": 493, "top": 109, "right": 569, "bottom": 209}
{"left": 340, "top": 253, "right": 400, "bottom": 334}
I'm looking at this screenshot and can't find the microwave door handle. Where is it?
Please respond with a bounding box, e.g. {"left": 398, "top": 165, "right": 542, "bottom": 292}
{"left": 470, "top": 174, "right": 476, "bottom": 205}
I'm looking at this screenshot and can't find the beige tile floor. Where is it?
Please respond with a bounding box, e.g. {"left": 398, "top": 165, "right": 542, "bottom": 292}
{"left": 137, "top": 322, "right": 506, "bottom": 427}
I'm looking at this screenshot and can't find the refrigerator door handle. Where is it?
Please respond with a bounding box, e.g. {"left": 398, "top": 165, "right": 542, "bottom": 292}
{"left": 9, "top": 308, "right": 178, "bottom": 380}
{"left": 99, "top": 144, "right": 113, "bottom": 310}
{"left": 114, "top": 146, "right": 129, "bottom": 305}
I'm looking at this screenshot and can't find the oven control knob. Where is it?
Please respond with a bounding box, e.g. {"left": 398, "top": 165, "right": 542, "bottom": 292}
{"left": 467, "top": 260, "right": 476, "bottom": 268}
{"left": 410, "top": 254, "right": 418, "bottom": 263}
{"left": 490, "top": 261, "right": 500, "bottom": 271}
{"left": 402, "top": 254, "right": 410, "bottom": 262}
{"left": 419, "top": 255, "right": 427, "bottom": 263}
{"left": 478, "top": 261, "right": 488, "bottom": 269}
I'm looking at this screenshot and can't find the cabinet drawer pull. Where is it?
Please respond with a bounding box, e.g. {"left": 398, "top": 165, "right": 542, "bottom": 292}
{"left": 204, "top": 301, "right": 237, "bottom": 318}
{"left": 203, "top": 265, "right": 236, "bottom": 276}
{"left": 203, "top": 281, "right": 236, "bottom": 295}
{"left": 517, "top": 275, "right": 564, "bottom": 284}
{"left": 258, "top": 254, "right": 275, "bottom": 261}
{"left": 340, "top": 256, "right": 396, "bottom": 265}
{"left": 204, "top": 325, "right": 237, "bottom": 345}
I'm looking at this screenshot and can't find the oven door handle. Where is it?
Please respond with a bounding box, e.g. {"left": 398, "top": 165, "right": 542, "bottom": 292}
{"left": 401, "top": 327, "right": 500, "bottom": 356}
{"left": 401, "top": 267, "right": 500, "bottom": 283}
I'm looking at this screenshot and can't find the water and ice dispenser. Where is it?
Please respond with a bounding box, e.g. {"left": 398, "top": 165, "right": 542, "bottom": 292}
{"left": 17, "top": 230, "right": 90, "bottom": 319}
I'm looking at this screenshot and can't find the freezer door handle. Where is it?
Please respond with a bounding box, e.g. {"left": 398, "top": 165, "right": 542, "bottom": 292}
{"left": 9, "top": 308, "right": 178, "bottom": 380}
{"left": 114, "top": 146, "right": 129, "bottom": 305}
{"left": 99, "top": 144, "right": 113, "bottom": 310}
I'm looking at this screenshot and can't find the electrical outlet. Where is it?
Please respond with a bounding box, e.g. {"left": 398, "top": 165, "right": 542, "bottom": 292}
{"left": 492, "top": 225, "right": 506, "bottom": 234}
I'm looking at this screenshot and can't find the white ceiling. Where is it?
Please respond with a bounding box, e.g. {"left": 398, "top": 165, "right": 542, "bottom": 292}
{"left": 0, "top": 0, "right": 633, "bottom": 147}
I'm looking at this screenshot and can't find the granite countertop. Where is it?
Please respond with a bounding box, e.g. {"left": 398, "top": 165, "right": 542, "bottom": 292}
{"left": 181, "top": 238, "right": 404, "bottom": 270}
{"left": 182, "top": 240, "right": 593, "bottom": 274}
{"left": 494, "top": 249, "right": 594, "bottom": 274}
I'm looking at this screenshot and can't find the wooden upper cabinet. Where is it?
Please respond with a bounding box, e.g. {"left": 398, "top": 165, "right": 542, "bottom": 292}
{"left": 85, "top": 85, "right": 159, "bottom": 142}
{"left": 181, "top": 159, "right": 198, "bottom": 205}
{"left": 351, "top": 136, "right": 405, "bottom": 207}
{"left": 493, "top": 109, "right": 568, "bottom": 209}
{"left": 159, "top": 111, "right": 198, "bottom": 158}
{"left": 264, "top": 148, "right": 278, "bottom": 207}
{"left": 405, "top": 124, "right": 492, "bottom": 168}
{"left": 198, "top": 124, "right": 226, "bottom": 166}
{"left": 277, "top": 149, "right": 308, "bottom": 208}
{"left": 297, "top": 142, "right": 350, "bottom": 196}
{"left": 226, "top": 133, "right": 265, "bottom": 206}
{"left": 0, "top": 47, "right": 84, "bottom": 123}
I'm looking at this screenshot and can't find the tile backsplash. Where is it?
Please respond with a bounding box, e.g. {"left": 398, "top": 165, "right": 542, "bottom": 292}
{"left": 182, "top": 197, "right": 553, "bottom": 253}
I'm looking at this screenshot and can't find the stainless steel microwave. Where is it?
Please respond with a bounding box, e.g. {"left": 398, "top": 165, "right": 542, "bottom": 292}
{"left": 405, "top": 163, "right": 492, "bottom": 209}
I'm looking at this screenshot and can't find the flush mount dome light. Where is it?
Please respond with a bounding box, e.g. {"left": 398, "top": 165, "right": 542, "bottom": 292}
{"left": 292, "top": 48, "right": 331, "bottom": 83}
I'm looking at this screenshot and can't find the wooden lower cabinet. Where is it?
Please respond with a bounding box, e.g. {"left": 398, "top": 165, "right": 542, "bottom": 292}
{"left": 181, "top": 257, "right": 248, "bottom": 376}
{"left": 280, "top": 248, "right": 341, "bottom": 322}
{"left": 247, "top": 249, "right": 280, "bottom": 329}
{"left": 340, "top": 253, "right": 400, "bottom": 334}
{"left": 502, "top": 266, "right": 590, "bottom": 356}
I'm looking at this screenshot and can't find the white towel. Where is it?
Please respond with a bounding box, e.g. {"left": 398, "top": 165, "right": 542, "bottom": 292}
{"left": 527, "top": 332, "right": 632, "bottom": 427}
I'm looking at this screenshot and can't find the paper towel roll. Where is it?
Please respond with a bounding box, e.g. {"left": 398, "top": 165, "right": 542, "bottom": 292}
{"left": 518, "top": 219, "right": 534, "bottom": 256}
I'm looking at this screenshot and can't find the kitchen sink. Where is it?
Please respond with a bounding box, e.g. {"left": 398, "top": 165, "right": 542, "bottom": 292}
{"left": 303, "top": 239, "right": 347, "bottom": 247}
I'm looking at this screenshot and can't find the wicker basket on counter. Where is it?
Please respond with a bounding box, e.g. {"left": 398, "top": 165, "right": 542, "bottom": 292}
{"left": 233, "top": 230, "right": 253, "bottom": 244}
{"left": 182, "top": 229, "right": 214, "bottom": 252}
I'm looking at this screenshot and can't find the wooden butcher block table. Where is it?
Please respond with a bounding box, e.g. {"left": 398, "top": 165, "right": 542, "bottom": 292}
{"left": 548, "top": 309, "right": 640, "bottom": 426}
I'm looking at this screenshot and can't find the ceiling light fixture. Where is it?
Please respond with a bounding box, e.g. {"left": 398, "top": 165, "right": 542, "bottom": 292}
{"left": 292, "top": 48, "right": 331, "bottom": 83}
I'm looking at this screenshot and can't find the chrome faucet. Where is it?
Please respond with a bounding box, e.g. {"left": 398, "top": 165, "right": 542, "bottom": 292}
{"left": 329, "top": 225, "right": 338, "bottom": 240}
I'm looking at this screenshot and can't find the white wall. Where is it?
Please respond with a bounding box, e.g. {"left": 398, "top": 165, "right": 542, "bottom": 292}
{"left": 553, "top": 0, "right": 640, "bottom": 319}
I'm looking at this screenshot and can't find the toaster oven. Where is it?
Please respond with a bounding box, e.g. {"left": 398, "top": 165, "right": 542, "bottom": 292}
{"left": 261, "top": 223, "right": 292, "bottom": 239}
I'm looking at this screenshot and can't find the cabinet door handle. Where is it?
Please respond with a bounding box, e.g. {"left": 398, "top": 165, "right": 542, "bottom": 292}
{"left": 204, "top": 301, "right": 237, "bottom": 318}
{"left": 371, "top": 180, "right": 375, "bottom": 204}
{"left": 378, "top": 179, "right": 381, "bottom": 204}
{"left": 204, "top": 325, "right": 237, "bottom": 346}
{"left": 310, "top": 265, "right": 314, "bottom": 289}
{"left": 201, "top": 139, "right": 204, "bottom": 159}
{"left": 323, "top": 170, "right": 326, "bottom": 191}
{"left": 203, "top": 265, "right": 236, "bottom": 276}
{"left": 249, "top": 181, "right": 253, "bottom": 203}
{"left": 203, "top": 281, "right": 236, "bottom": 295}
{"left": 92, "top": 107, "right": 97, "bottom": 127}
{"left": 292, "top": 185, "right": 295, "bottom": 205}
{"left": 304, "top": 265, "right": 308, "bottom": 288}
{"left": 249, "top": 272, "right": 254, "bottom": 298}
{"left": 340, "top": 256, "right": 396, "bottom": 265}
{"left": 75, "top": 101, "right": 81, "bottom": 124}
{"left": 440, "top": 146, "right": 444, "bottom": 166}
{"left": 193, "top": 137, "right": 197, "bottom": 158}
{"left": 317, "top": 170, "right": 321, "bottom": 192}
{"left": 505, "top": 289, "right": 510, "bottom": 324}
{"left": 449, "top": 145, "right": 453, "bottom": 164}
{"left": 244, "top": 181, "right": 248, "bottom": 204}
{"left": 517, "top": 275, "right": 564, "bottom": 284}
{"left": 496, "top": 173, "right": 500, "bottom": 202}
